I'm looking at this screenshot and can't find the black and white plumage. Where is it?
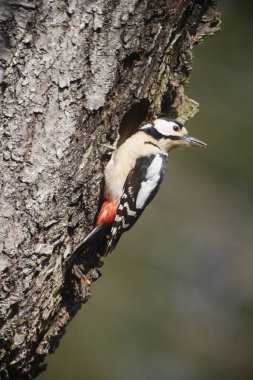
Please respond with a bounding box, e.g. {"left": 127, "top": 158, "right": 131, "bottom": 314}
{"left": 73, "top": 116, "right": 206, "bottom": 259}
{"left": 105, "top": 153, "right": 168, "bottom": 254}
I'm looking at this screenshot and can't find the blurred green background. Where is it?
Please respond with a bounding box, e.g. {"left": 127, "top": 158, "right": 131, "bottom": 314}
{"left": 39, "top": 1, "right": 253, "bottom": 379}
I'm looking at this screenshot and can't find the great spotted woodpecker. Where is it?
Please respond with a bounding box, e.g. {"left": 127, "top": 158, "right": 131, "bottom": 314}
{"left": 75, "top": 116, "right": 206, "bottom": 257}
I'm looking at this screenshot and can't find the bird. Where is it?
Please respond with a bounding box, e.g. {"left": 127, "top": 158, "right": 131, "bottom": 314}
{"left": 74, "top": 115, "right": 206, "bottom": 259}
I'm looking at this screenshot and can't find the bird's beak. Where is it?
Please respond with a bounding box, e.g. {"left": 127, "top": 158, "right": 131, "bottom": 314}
{"left": 182, "top": 134, "right": 207, "bottom": 148}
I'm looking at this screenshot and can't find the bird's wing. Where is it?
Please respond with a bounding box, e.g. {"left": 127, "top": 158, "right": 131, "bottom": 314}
{"left": 105, "top": 153, "right": 168, "bottom": 255}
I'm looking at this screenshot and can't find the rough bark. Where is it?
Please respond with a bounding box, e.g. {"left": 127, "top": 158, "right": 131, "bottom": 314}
{"left": 0, "top": 0, "right": 220, "bottom": 378}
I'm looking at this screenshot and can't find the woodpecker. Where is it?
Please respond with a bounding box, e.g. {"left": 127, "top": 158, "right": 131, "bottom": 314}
{"left": 75, "top": 116, "right": 206, "bottom": 258}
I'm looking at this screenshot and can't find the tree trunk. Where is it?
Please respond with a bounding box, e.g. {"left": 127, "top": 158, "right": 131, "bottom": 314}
{"left": 0, "top": 0, "right": 220, "bottom": 378}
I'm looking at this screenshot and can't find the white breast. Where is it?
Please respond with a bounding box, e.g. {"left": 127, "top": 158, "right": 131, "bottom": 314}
{"left": 104, "top": 132, "right": 161, "bottom": 201}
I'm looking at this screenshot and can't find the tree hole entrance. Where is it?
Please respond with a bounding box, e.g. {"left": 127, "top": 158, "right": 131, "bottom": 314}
{"left": 117, "top": 99, "right": 150, "bottom": 147}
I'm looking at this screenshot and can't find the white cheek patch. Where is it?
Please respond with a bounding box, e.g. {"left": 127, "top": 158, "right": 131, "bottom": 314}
{"left": 154, "top": 119, "right": 177, "bottom": 136}
{"left": 136, "top": 155, "right": 163, "bottom": 209}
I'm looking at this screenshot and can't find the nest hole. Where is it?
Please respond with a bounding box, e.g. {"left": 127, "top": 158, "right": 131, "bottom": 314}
{"left": 117, "top": 99, "right": 150, "bottom": 147}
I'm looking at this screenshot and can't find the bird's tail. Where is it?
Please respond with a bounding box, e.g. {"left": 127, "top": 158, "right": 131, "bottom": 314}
{"left": 67, "top": 223, "right": 110, "bottom": 267}
{"left": 74, "top": 223, "right": 105, "bottom": 252}
{"left": 67, "top": 199, "right": 119, "bottom": 266}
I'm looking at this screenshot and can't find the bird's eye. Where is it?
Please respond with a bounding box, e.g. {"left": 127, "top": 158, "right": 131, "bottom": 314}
{"left": 173, "top": 125, "right": 179, "bottom": 132}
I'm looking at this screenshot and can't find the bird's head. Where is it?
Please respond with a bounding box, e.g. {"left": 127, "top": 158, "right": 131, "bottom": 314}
{"left": 141, "top": 116, "right": 207, "bottom": 152}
